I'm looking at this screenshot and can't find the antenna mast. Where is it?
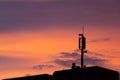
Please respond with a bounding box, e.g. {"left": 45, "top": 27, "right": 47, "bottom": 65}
{"left": 78, "top": 26, "right": 87, "bottom": 68}
{"left": 82, "top": 25, "right": 84, "bottom": 34}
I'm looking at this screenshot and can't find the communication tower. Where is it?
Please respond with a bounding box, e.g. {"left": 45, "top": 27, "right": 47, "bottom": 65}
{"left": 78, "top": 26, "right": 87, "bottom": 68}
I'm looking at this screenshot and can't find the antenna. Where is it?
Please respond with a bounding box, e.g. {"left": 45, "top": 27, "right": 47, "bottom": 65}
{"left": 82, "top": 25, "right": 84, "bottom": 34}
{"left": 78, "top": 26, "right": 87, "bottom": 68}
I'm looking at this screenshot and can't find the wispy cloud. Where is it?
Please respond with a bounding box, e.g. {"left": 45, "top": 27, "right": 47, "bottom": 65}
{"left": 33, "top": 64, "right": 56, "bottom": 70}
{"left": 54, "top": 59, "right": 76, "bottom": 67}
{"left": 89, "top": 38, "right": 110, "bottom": 43}
{"left": 59, "top": 52, "right": 79, "bottom": 58}
{"left": 0, "top": 56, "right": 27, "bottom": 64}
{"left": 54, "top": 51, "right": 107, "bottom": 68}
{"left": 84, "top": 55, "right": 106, "bottom": 66}
{"left": 0, "top": 55, "right": 32, "bottom": 71}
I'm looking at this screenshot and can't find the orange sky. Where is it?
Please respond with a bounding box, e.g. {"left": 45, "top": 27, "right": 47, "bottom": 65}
{"left": 0, "top": 26, "right": 120, "bottom": 79}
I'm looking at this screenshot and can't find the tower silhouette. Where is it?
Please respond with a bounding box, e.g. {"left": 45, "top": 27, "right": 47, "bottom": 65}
{"left": 78, "top": 26, "right": 87, "bottom": 68}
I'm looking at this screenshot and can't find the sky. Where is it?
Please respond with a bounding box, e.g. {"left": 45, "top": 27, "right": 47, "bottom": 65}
{"left": 0, "top": 0, "right": 120, "bottom": 79}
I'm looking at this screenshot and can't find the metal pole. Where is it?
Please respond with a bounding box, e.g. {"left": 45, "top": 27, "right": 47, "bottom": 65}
{"left": 81, "top": 48, "right": 84, "bottom": 68}
{"left": 79, "top": 34, "right": 84, "bottom": 68}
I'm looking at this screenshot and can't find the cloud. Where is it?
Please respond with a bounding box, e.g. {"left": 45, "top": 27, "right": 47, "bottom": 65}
{"left": 84, "top": 55, "right": 106, "bottom": 66}
{"left": 0, "top": 56, "right": 24, "bottom": 71}
{"left": 59, "top": 52, "right": 79, "bottom": 58}
{"left": 33, "top": 64, "right": 56, "bottom": 70}
{"left": 0, "top": 56, "right": 26, "bottom": 64}
{"left": 89, "top": 38, "right": 110, "bottom": 43}
{"left": 54, "top": 59, "right": 75, "bottom": 67}
{"left": 0, "top": 55, "right": 34, "bottom": 71}
{"left": 54, "top": 51, "right": 107, "bottom": 68}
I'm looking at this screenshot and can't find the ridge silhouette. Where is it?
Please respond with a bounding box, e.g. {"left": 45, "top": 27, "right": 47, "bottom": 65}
{"left": 3, "top": 64, "right": 119, "bottom": 80}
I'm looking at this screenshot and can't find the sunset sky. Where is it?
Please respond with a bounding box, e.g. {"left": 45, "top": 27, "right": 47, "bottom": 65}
{"left": 0, "top": 0, "right": 120, "bottom": 79}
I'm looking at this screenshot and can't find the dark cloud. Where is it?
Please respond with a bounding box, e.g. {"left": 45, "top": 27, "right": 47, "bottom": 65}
{"left": 54, "top": 59, "right": 78, "bottom": 67}
{"left": 33, "top": 64, "right": 56, "bottom": 70}
{"left": 84, "top": 55, "right": 106, "bottom": 66}
{"left": 89, "top": 38, "right": 110, "bottom": 43}
{"left": 54, "top": 51, "right": 107, "bottom": 67}
{"left": 59, "top": 52, "right": 79, "bottom": 58}
{"left": 0, "top": 0, "right": 120, "bottom": 32}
